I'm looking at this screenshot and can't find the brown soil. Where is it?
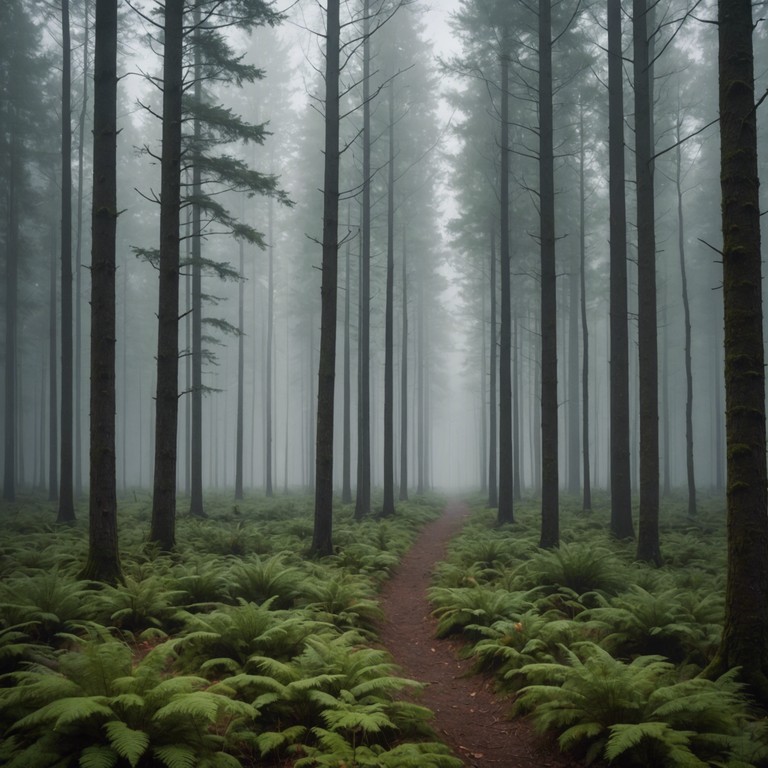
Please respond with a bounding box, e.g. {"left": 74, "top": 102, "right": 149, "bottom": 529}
{"left": 377, "top": 500, "right": 582, "bottom": 768}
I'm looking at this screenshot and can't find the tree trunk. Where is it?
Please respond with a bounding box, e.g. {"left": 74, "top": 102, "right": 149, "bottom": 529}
{"left": 512, "top": 307, "right": 521, "bottom": 500}
{"left": 399, "top": 225, "right": 409, "bottom": 501}
{"left": 381, "top": 81, "right": 396, "bottom": 518}
{"left": 188, "top": 16, "right": 205, "bottom": 520}
{"left": 497, "top": 41, "right": 513, "bottom": 525}
{"left": 579, "top": 101, "right": 592, "bottom": 512}
{"left": 235, "top": 234, "right": 245, "bottom": 500}
{"left": 81, "top": 0, "right": 120, "bottom": 583}
{"left": 705, "top": 0, "right": 768, "bottom": 705}
{"left": 49, "top": 213, "right": 59, "bottom": 502}
{"left": 57, "top": 0, "right": 76, "bottom": 523}
{"left": 354, "top": 0, "right": 372, "bottom": 520}
{"left": 539, "top": 0, "right": 558, "bottom": 548}
{"left": 608, "top": 0, "right": 633, "bottom": 539}
{"left": 149, "top": 0, "right": 184, "bottom": 550}
{"left": 675, "top": 117, "right": 696, "bottom": 516}
{"left": 266, "top": 197, "right": 275, "bottom": 497}
{"left": 342, "top": 205, "right": 352, "bottom": 503}
{"left": 634, "top": 0, "right": 661, "bottom": 565}
{"left": 311, "top": 0, "right": 340, "bottom": 556}
{"left": 74, "top": 0, "right": 89, "bottom": 500}
{"left": 488, "top": 222, "right": 497, "bottom": 507}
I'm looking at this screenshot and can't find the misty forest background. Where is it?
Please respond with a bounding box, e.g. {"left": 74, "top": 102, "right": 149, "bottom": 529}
{"left": 2, "top": 0, "right": 746, "bottom": 509}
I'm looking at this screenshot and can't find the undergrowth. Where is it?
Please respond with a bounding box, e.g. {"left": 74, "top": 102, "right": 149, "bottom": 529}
{"left": 0, "top": 490, "right": 462, "bottom": 768}
{"left": 429, "top": 492, "right": 768, "bottom": 767}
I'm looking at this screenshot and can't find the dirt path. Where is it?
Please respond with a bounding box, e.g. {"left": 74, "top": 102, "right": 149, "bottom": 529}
{"left": 377, "top": 500, "right": 580, "bottom": 768}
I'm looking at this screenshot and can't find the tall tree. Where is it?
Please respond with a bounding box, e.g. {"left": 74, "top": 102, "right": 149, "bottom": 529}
{"left": 81, "top": 0, "right": 121, "bottom": 583}
{"left": 312, "top": 0, "right": 340, "bottom": 557}
{"left": 74, "top": 0, "right": 90, "bottom": 500}
{"left": 607, "top": 0, "right": 633, "bottom": 539}
{"left": 674, "top": 107, "right": 696, "bottom": 517}
{"left": 149, "top": 0, "right": 184, "bottom": 551}
{"left": 57, "top": 0, "right": 76, "bottom": 523}
{"left": 705, "top": 0, "right": 768, "bottom": 705}
{"left": 578, "top": 100, "right": 592, "bottom": 512}
{"left": 538, "top": 0, "right": 558, "bottom": 547}
{"left": 354, "top": 0, "right": 372, "bottom": 521}
{"left": 399, "top": 225, "right": 409, "bottom": 501}
{"left": 633, "top": 0, "right": 661, "bottom": 565}
{"left": 381, "top": 78, "right": 396, "bottom": 518}
{"left": 497, "top": 35, "right": 513, "bottom": 525}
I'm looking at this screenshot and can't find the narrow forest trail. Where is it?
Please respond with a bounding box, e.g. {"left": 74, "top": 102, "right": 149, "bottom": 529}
{"left": 376, "top": 500, "right": 581, "bottom": 768}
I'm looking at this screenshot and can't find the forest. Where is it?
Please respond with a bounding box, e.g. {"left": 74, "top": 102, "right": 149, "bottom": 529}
{"left": 2, "top": 0, "right": 768, "bottom": 765}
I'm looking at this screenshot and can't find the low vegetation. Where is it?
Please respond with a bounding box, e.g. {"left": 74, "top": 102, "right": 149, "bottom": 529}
{"left": 0, "top": 492, "right": 461, "bottom": 768}
{"left": 429, "top": 492, "right": 768, "bottom": 768}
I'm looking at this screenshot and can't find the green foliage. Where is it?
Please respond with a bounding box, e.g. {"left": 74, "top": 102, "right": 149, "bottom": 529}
{"left": 228, "top": 552, "right": 304, "bottom": 608}
{"left": 582, "top": 585, "right": 723, "bottom": 665}
{"left": 0, "top": 637, "right": 256, "bottom": 768}
{"left": 510, "top": 541, "right": 626, "bottom": 595}
{"left": 298, "top": 572, "right": 383, "bottom": 635}
{"left": 515, "top": 642, "right": 756, "bottom": 766}
{"left": 0, "top": 571, "right": 96, "bottom": 642}
{"left": 429, "top": 585, "right": 531, "bottom": 638}
{"left": 173, "top": 598, "right": 328, "bottom": 676}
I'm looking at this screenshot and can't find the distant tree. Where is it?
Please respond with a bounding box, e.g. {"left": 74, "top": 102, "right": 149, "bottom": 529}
{"left": 381, "top": 78, "right": 396, "bottom": 519}
{"left": 705, "top": 0, "right": 768, "bottom": 705}
{"left": 80, "top": 0, "right": 121, "bottom": 584}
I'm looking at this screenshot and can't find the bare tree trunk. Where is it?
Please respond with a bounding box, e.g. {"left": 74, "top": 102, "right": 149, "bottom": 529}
{"left": 311, "top": 0, "right": 340, "bottom": 556}
{"left": 488, "top": 222, "right": 497, "bottom": 507}
{"left": 49, "top": 214, "right": 58, "bottom": 502}
{"left": 675, "top": 118, "right": 696, "bottom": 516}
{"left": 149, "top": 0, "right": 184, "bottom": 549}
{"left": 355, "top": 0, "right": 372, "bottom": 520}
{"left": 74, "top": 0, "right": 89, "bottom": 499}
{"left": 579, "top": 101, "right": 592, "bottom": 511}
{"left": 57, "top": 0, "right": 76, "bottom": 523}
{"left": 265, "top": 197, "right": 275, "bottom": 496}
{"left": 608, "top": 0, "right": 633, "bottom": 538}
{"left": 539, "top": 0, "right": 558, "bottom": 548}
{"left": 235, "top": 234, "right": 244, "bottom": 500}
{"left": 498, "top": 41, "right": 514, "bottom": 524}
{"left": 81, "top": 0, "right": 120, "bottom": 583}
{"left": 382, "top": 81, "right": 396, "bottom": 518}
{"left": 342, "top": 205, "right": 352, "bottom": 503}
{"left": 399, "top": 226, "right": 409, "bottom": 501}
{"left": 634, "top": 0, "right": 661, "bottom": 564}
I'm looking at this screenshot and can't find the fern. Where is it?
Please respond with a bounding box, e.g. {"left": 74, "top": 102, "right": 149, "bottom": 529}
{"left": 515, "top": 642, "right": 754, "bottom": 766}
{"left": 0, "top": 637, "right": 258, "bottom": 768}
{"left": 298, "top": 572, "right": 383, "bottom": 634}
{"left": 228, "top": 553, "right": 304, "bottom": 608}
{"left": 429, "top": 585, "right": 531, "bottom": 638}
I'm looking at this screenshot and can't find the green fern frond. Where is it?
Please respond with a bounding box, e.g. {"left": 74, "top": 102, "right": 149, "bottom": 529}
{"left": 79, "top": 744, "right": 120, "bottom": 768}
{"left": 103, "top": 720, "right": 150, "bottom": 767}
{"left": 151, "top": 743, "right": 197, "bottom": 768}
{"left": 254, "top": 725, "right": 308, "bottom": 755}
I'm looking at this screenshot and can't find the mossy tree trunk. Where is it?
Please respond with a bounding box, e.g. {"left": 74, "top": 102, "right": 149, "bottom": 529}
{"left": 706, "top": 0, "right": 768, "bottom": 705}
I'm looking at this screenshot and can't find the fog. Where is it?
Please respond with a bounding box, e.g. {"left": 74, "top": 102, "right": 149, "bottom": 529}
{"left": 0, "top": 0, "right": 758, "bottom": 508}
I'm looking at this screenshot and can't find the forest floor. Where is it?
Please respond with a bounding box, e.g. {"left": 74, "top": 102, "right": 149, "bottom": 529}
{"left": 376, "top": 500, "right": 583, "bottom": 768}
